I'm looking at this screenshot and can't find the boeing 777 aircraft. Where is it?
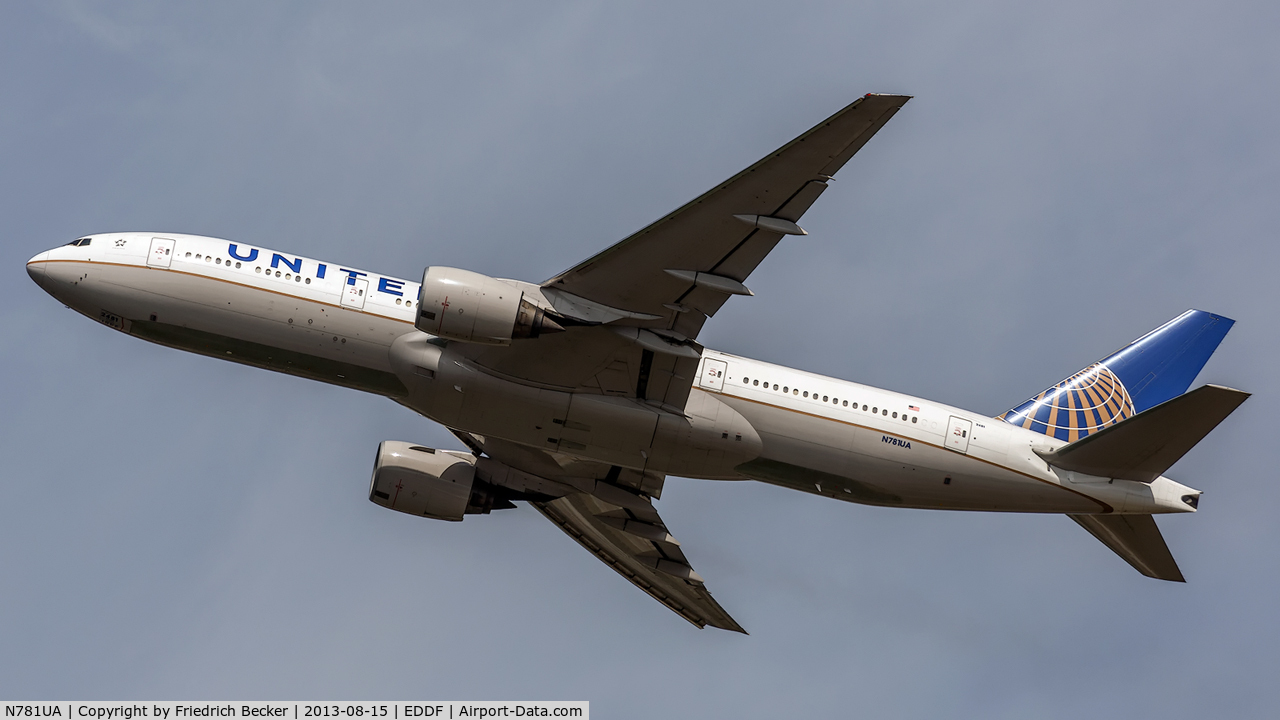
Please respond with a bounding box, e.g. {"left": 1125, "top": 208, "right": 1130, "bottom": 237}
{"left": 27, "top": 94, "right": 1248, "bottom": 633}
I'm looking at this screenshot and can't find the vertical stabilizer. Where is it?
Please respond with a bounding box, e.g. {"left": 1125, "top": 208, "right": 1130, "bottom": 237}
{"left": 999, "top": 310, "right": 1234, "bottom": 442}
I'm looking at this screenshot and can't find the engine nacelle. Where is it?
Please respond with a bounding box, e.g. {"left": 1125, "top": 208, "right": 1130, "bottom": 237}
{"left": 416, "top": 266, "right": 562, "bottom": 345}
{"left": 368, "top": 441, "right": 477, "bottom": 521}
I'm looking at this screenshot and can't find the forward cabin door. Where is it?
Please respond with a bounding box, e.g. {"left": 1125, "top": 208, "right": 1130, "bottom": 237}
{"left": 945, "top": 416, "right": 973, "bottom": 453}
{"left": 699, "top": 358, "right": 727, "bottom": 391}
{"left": 341, "top": 278, "right": 369, "bottom": 310}
{"left": 147, "top": 237, "right": 175, "bottom": 268}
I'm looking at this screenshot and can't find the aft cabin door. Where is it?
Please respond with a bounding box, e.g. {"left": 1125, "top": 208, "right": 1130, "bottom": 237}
{"left": 945, "top": 416, "right": 973, "bottom": 453}
{"left": 147, "top": 237, "right": 174, "bottom": 268}
{"left": 341, "top": 278, "right": 368, "bottom": 310}
{"left": 699, "top": 358, "right": 727, "bottom": 391}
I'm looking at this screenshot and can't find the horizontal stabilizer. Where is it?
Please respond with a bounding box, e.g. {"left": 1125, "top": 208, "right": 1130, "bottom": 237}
{"left": 1038, "top": 384, "right": 1249, "bottom": 483}
{"left": 1068, "top": 514, "right": 1184, "bottom": 581}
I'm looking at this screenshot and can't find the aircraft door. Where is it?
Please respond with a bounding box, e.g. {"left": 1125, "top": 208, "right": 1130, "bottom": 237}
{"left": 945, "top": 416, "right": 973, "bottom": 453}
{"left": 699, "top": 358, "right": 727, "bottom": 391}
{"left": 341, "top": 278, "right": 369, "bottom": 310}
{"left": 147, "top": 237, "right": 175, "bottom": 268}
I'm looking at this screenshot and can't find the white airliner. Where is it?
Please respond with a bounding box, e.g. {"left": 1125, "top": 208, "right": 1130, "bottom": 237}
{"left": 27, "top": 94, "right": 1247, "bottom": 633}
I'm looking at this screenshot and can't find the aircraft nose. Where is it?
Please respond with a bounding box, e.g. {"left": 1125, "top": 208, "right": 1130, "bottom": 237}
{"left": 27, "top": 250, "right": 52, "bottom": 290}
{"left": 27, "top": 250, "right": 49, "bottom": 277}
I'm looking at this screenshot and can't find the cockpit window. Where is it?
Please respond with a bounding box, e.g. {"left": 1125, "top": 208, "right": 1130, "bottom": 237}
{"left": 67, "top": 238, "right": 91, "bottom": 247}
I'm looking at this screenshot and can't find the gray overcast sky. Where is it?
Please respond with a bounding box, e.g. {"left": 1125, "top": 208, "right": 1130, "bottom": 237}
{"left": 3, "top": 1, "right": 1277, "bottom": 716}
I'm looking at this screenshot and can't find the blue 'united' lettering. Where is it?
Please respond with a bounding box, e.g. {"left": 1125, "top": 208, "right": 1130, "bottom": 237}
{"left": 270, "top": 253, "right": 302, "bottom": 273}
{"left": 881, "top": 435, "right": 911, "bottom": 449}
{"left": 227, "top": 244, "right": 258, "bottom": 262}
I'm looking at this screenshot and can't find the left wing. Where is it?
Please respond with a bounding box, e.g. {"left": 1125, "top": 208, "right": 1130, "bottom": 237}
{"left": 541, "top": 93, "right": 910, "bottom": 342}
{"left": 455, "top": 94, "right": 910, "bottom": 409}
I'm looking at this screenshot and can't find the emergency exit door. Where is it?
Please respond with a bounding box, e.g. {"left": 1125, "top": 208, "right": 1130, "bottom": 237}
{"left": 699, "top": 358, "right": 727, "bottom": 391}
{"left": 945, "top": 415, "right": 973, "bottom": 453}
{"left": 341, "top": 278, "right": 368, "bottom": 310}
{"left": 147, "top": 237, "right": 174, "bottom": 268}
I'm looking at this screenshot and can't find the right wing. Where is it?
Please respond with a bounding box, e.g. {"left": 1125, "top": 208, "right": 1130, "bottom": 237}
{"left": 456, "top": 429, "right": 744, "bottom": 632}
{"left": 533, "top": 492, "right": 745, "bottom": 633}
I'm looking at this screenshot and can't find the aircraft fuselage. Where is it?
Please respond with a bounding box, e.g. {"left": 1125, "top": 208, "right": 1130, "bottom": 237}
{"left": 27, "top": 232, "right": 1199, "bottom": 517}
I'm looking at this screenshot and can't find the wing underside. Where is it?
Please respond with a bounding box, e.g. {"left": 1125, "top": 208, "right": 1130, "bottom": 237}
{"left": 534, "top": 493, "right": 745, "bottom": 633}
{"left": 456, "top": 429, "right": 744, "bottom": 632}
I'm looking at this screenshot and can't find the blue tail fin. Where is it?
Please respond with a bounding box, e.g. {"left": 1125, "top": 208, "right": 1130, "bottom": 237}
{"left": 998, "top": 310, "right": 1235, "bottom": 442}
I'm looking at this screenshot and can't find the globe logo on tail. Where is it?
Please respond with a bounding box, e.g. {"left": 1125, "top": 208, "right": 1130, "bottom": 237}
{"left": 997, "top": 363, "right": 1134, "bottom": 442}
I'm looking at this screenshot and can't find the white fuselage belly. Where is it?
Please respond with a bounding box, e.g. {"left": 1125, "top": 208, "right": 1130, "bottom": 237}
{"left": 29, "top": 234, "right": 1193, "bottom": 516}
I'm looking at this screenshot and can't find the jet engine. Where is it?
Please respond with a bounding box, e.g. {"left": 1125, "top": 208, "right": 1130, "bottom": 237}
{"left": 368, "top": 441, "right": 519, "bottom": 520}
{"left": 368, "top": 441, "right": 479, "bottom": 521}
{"left": 416, "top": 267, "right": 563, "bottom": 344}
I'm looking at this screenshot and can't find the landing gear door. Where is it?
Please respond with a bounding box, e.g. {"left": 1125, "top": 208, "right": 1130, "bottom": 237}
{"left": 147, "top": 237, "right": 175, "bottom": 268}
{"left": 341, "top": 278, "right": 369, "bottom": 310}
{"left": 945, "top": 415, "right": 973, "bottom": 453}
{"left": 699, "top": 358, "right": 727, "bottom": 391}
